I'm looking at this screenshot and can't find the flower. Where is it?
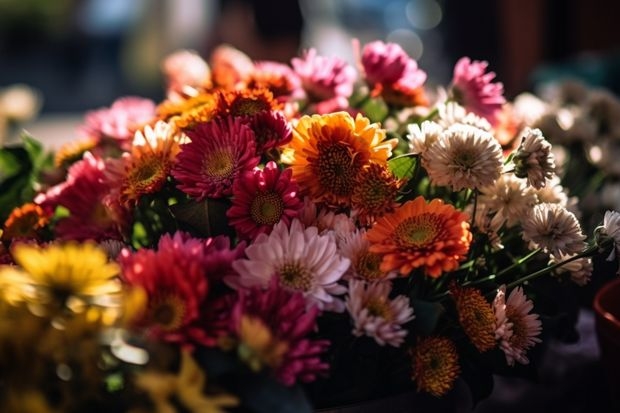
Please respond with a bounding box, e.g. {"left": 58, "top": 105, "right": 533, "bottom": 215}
{"left": 521, "top": 202, "right": 586, "bottom": 255}
{"left": 231, "top": 219, "right": 350, "bottom": 311}
{"left": 512, "top": 127, "right": 556, "bottom": 189}
{"left": 366, "top": 196, "right": 472, "bottom": 277}
{"left": 1, "top": 203, "right": 48, "bottom": 242}
{"left": 221, "top": 87, "right": 280, "bottom": 117}
{"left": 450, "top": 284, "right": 496, "bottom": 352}
{"left": 157, "top": 92, "right": 221, "bottom": 129}
{"left": 345, "top": 279, "right": 414, "bottom": 347}
{"left": 172, "top": 116, "right": 260, "bottom": 200}
{"left": 550, "top": 252, "right": 593, "bottom": 286}
{"left": 493, "top": 286, "right": 542, "bottom": 366}
{"left": 351, "top": 163, "right": 403, "bottom": 226}
{"left": 600, "top": 210, "right": 620, "bottom": 261}
{"left": 162, "top": 49, "right": 212, "bottom": 99}
{"left": 407, "top": 120, "right": 443, "bottom": 155}
{"left": 226, "top": 161, "right": 303, "bottom": 240}
{"left": 411, "top": 336, "right": 460, "bottom": 397}
{"left": 478, "top": 174, "right": 538, "bottom": 228}
{"left": 339, "top": 229, "right": 398, "bottom": 280}
{"left": 247, "top": 61, "right": 303, "bottom": 101}
{"left": 242, "top": 110, "right": 292, "bottom": 154}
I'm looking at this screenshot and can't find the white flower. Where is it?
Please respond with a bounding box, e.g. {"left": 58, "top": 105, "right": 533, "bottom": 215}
{"left": 345, "top": 279, "right": 414, "bottom": 347}
{"left": 338, "top": 229, "right": 398, "bottom": 280}
{"left": 550, "top": 252, "right": 593, "bottom": 286}
{"left": 522, "top": 203, "right": 586, "bottom": 255}
{"left": 493, "top": 285, "right": 542, "bottom": 366}
{"left": 231, "top": 219, "right": 350, "bottom": 311}
{"left": 601, "top": 210, "right": 620, "bottom": 261}
{"left": 479, "top": 174, "right": 537, "bottom": 228}
{"left": 512, "top": 127, "right": 556, "bottom": 189}
{"left": 407, "top": 120, "right": 443, "bottom": 155}
{"left": 436, "top": 101, "right": 492, "bottom": 131}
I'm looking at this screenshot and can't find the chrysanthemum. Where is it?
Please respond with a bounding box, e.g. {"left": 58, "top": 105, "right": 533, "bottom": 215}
{"left": 512, "top": 127, "right": 556, "bottom": 189}
{"left": 346, "top": 279, "right": 414, "bottom": 347}
{"left": 550, "top": 252, "right": 593, "bottom": 286}
{"left": 367, "top": 196, "right": 472, "bottom": 277}
{"left": 411, "top": 336, "right": 460, "bottom": 397}
{"left": 221, "top": 88, "right": 281, "bottom": 117}
{"left": 351, "top": 163, "right": 403, "bottom": 226}
{"left": 435, "top": 101, "right": 492, "bottom": 131}
{"left": 339, "top": 229, "right": 398, "bottom": 280}
{"left": 156, "top": 92, "right": 221, "bottom": 129}
{"left": 1, "top": 203, "right": 48, "bottom": 242}
{"left": 162, "top": 49, "right": 212, "bottom": 100}
{"left": 284, "top": 111, "right": 396, "bottom": 207}
{"left": 120, "top": 232, "right": 210, "bottom": 346}
{"left": 203, "top": 235, "right": 247, "bottom": 283}
{"left": 248, "top": 61, "right": 303, "bottom": 101}
{"left": 493, "top": 286, "right": 542, "bottom": 366}
{"left": 0, "top": 242, "right": 122, "bottom": 316}
{"left": 230, "top": 219, "right": 350, "bottom": 311}
{"left": 451, "top": 57, "right": 505, "bottom": 126}
{"left": 227, "top": 161, "right": 303, "bottom": 240}
{"left": 107, "top": 121, "right": 181, "bottom": 206}
{"left": 450, "top": 284, "right": 496, "bottom": 352}
{"left": 230, "top": 279, "right": 330, "bottom": 385}
{"left": 172, "top": 116, "right": 260, "bottom": 200}
{"left": 241, "top": 110, "right": 292, "bottom": 154}
{"left": 478, "top": 174, "right": 538, "bottom": 228}
{"left": 534, "top": 175, "right": 571, "bottom": 207}
{"left": 600, "top": 210, "right": 620, "bottom": 261}
{"left": 291, "top": 48, "right": 357, "bottom": 113}
{"left": 522, "top": 203, "right": 586, "bottom": 255}
{"left": 422, "top": 124, "right": 503, "bottom": 191}
{"left": 407, "top": 120, "right": 443, "bottom": 156}
{"left": 297, "top": 198, "right": 357, "bottom": 240}
{"left": 78, "top": 96, "right": 156, "bottom": 148}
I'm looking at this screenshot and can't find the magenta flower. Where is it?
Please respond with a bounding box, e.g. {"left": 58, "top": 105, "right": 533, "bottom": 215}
{"left": 451, "top": 57, "right": 506, "bottom": 125}
{"left": 291, "top": 48, "right": 357, "bottom": 113}
{"left": 203, "top": 235, "right": 247, "bottom": 282}
{"left": 172, "top": 116, "right": 260, "bottom": 199}
{"left": 361, "top": 40, "right": 427, "bottom": 92}
{"left": 227, "top": 161, "right": 303, "bottom": 240}
{"left": 241, "top": 110, "right": 292, "bottom": 154}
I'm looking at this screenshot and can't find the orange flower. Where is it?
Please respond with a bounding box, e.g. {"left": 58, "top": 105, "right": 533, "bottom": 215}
{"left": 2, "top": 203, "right": 48, "bottom": 242}
{"left": 366, "top": 196, "right": 472, "bottom": 277}
{"left": 283, "top": 111, "right": 396, "bottom": 207}
{"left": 54, "top": 136, "right": 98, "bottom": 168}
{"left": 221, "top": 88, "right": 281, "bottom": 117}
{"left": 450, "top": 283, "right": 496, "bottom": 352}
{"left": 411, "top": 336, "right": 460, "bottom": 397}
{"left": 156, "top": 92, "right": 220, "bottom": 129}
{"left": 352, "top": 163, "right": 403, "bottom": 226}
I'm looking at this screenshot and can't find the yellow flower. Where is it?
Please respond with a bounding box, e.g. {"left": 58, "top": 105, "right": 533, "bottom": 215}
{"left": 411, "top": 336, "right": 460, "bottom": 397}
{"left": 0, "top": 242, "right": 122, "bottom": 317}
{"left": 450, "top": 284, "right": 496, "bottom": 352}
{"left": 237, "top": 315, "right": 289, "bottom": 371}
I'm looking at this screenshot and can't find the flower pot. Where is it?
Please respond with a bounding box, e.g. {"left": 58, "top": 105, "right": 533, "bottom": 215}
{"left": 593, "top": 277, "right": 620, "bottom": 409}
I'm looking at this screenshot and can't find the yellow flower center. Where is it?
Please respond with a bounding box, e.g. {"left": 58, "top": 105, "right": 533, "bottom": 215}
{"left": 125, "top": 155, "right": 169, "bottom": 198}
{"left": 149, "top": 295, "right": 186, "bottom": 331}
{"left": 203, "top": 150, "right": 235, "bottom": 178}
{"left": 230, "top": 98, "right": 272, "bottom": 117}
{"left": 366, "top": 297, "right": 393, "bottom": 321}
{"left": 356, "top": 251, "right": 384, "bottom": 280}
{"left": 394, "top": 213, "right": 441, "bottom": 249}
{"left": 277, "top": 261, "right": 313, "bottom": 291}
{"left": 250, "top": 191, "right": 284, "bottom": 225}
{"left": 317, "top": 142, "right": 361, "bottom": 198}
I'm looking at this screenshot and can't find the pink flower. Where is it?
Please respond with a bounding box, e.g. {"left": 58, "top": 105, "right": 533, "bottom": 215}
{"left": 172, "top": 116, "right": 260, "bottom": 200}
{"left": 78, "top": 97, "right": 156, "bottom": 149}
{"left": 240, "top": 110, "right": 292, "bottom": 154}
{"left": 203, "top": 235, "right": 247, "bottom": 283}
{"left": 250, "top": 61, "right": 304, "bottom": 101}
{"left": 291, "top": 49, "right": 357, "bottom": 113}
{"left": 162, "top": 49, "right": 211, "bottom": 100}
{"left": 451, "top": 57, "right": 505, "bottom": 125}
{"left": 227, "top": 161, "right": 303, "bottom": 240}
{"left": 361, "top": 40, "right": 427, "bottom": 93}
{"left": 230, "top": 279, "right": 330, "bottom": 385}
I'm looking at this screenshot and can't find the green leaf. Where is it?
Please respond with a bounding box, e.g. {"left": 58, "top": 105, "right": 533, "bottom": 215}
{"left": 0, "top": 147, "right": 22, "bottom": 180}
{"left": 411, "top": 299, "right": 444, "bottom": 335}
{"left": 361, "top": 98, "right": 389, "bottom": 123}
{"left": 388, "top": 154, "right": 417, "bottom": 180}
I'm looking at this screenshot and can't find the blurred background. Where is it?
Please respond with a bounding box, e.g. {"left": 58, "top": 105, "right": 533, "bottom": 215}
{"left": 1, "top": 0, "right": 620, "bottom": 114}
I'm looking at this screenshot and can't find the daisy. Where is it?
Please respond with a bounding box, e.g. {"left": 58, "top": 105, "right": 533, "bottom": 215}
{"left": 229, "top": 279, "right": 330, "bottom": 386}
{"left": 156, "top": 92, "right": 221, "bottom": 130}
{"left": 450, "top": 284, "right": 496, "bottom": 352}
{"left": 407, "top": 120, "right": 443, "bottom": 155}
{"left": 0, "top": 241, "right": 122, "bottom": 316}
{"left": 120, "top": 232, "right": 210, "bottom": 346}
{"left": 422, "top": 124, "right": 503, "bottom": 191}
{"left": 230, "top": 219, "right": 350, "bottom": 311}
{"left": 284, "top": 111, "right": 396, "bottom": 207}
{"left": 512, "top": 127, "right": 556, "bottom": 189}
{"left": 411, "top": 336, "right": 460, "bottom": 397}
{"left": 291, "top": 48, "right": 357, "bottom": 113}
{"left": 435, "top": 101, "right": 492, "bottom": 131}
{"left": 345, "top": 279, "right": 414, "bottom": 347}
{"left": 351, "top": 163, "right": 403, "bottom": 226}
{"left": 478, "top": 174, "right": 538, "bottom": 228}
{"left": 226, "top": 161, "right": 303, "bottom": 240}
{"left": 522, "top": 203, "right": 586, "bottom": 255}
{"left": 172, "top": 116, "right": 260, "bottom": 200}
{"left": 54, "top": 136, "right": 98, "bottom": 169}
{"left": 1, "top": 203, "right": 48, "bottom": 242}
{"left": 493, "top": 286, "right": 542, "bottom": 366}
{"left": 550, "top": 252, "right": 593, "bottom": 286}
{"left": 221, "top": 87, "right": 281, "bottom": 117}
{"left": 450, "top": 57, "right": 505, "bottom": 126}
{"left": 366, "top": 196, "right": 472, "bottom": 277}
{"left": 339, "top": 229, "right": 398, "bottom": 280}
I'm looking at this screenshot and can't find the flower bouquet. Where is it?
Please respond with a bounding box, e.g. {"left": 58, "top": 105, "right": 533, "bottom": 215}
{"left": 1, "top": 40, "right": 619, "bottom": 413}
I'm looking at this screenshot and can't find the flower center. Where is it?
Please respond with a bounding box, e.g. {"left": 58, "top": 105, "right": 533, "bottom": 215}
{"left": 149, "top": 295, "right": 186, "bottom": 331}
{"left": 394, "top": 213, "right": 441, "bottom": 249}
{"left": 126, "top": 156, "right": 169, "bottom": 197}
{"left": 453, "top": 150, "right": 477, "bottom": 169}
{"left": 317, "top": 142, "right": 361, "bottom": 198}
{"left": 356, "top": 251, "right": 384, "bottom": 280}
{"left": 230, "top": 98, "right": 271, "bottom": 117}
{"left": 250, "top": 191, "right": 284, "bottom": 225}
{"left": 366, "top": 297, "right": 393, "bottom": 321}
{"left": 203, "top": 149, "right": 235, "bottom": 178}
{"left": 277, "top": 261, "right": 314, "bottom": 291}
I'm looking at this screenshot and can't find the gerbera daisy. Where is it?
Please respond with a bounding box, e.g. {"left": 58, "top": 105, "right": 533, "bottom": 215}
{"left": 161, "top": 49, "right": 212, "bottom": 100}
{"left": 366, "top": 196, "right": 472, "bottom": 277}
{"left": 339, "top": 229, "right": 398, "bottom": 280}
{"left": 227, "top": 161, "right": 303, "bottom": 240}
{"left": 411, "top": 336, "right": 460, "bottom": 397}
{"left": 172, "top": 116, "right": 260, "bottom": 200}
{"left": 291, "top": 48, "right": 357, "bottom": 113}
{"left": 550, "top": 252, "right": 593, "bottom": 286}
{"left": 478, "top": 174, "right": 538, "bottom": 229}
{"left": 493, "top": 286, "right": 542, "bottom": 366}
{"left": 422, "top": 124, "right": 503, "bottom": 191}
{"left": 512, "top": 127, "right": 556, "bottom": 189}
{"left": 221, "top": 88, "right": 281, "bottom": 117}
{"left": 450, "top": 284, "right": 496, "bottom": 352}
{"left": 241, "top": 110, "right": 292, "bottom": 154}
{"left": 521, "top": 203, "right": 586, "bottom": 255}
{"left": 156, "top": 92, "right": 221, "bottom": 129}
{"left": 450, "top": 57, "right": 505, "bottom": 126}
{"left": 229, "top": 279, "right": 330, "bottom": 386}
{"left": 0, "top": 241, "right": 122, "bottom": 316}
{"left": 284, "top": 111, "right": 396, "bottom": 207}
{"left": 351, "top": 163, "right": 403, "bottom": 226}
{"left": 230, "top": 219, "right": 350, "bottom": 311}
{"left": 346, "top": 279, "right": 414, "bottom": 347}
{"left": 407, "top": 120, "right": 443, "bottom": 156}
{"left": 119, "top": 231, "right": 210, "bottom": 346}
{"left": 1, "top": 203, "right": 48, "bottom": 242}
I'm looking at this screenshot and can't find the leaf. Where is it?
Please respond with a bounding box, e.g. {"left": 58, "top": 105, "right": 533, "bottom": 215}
{"left": 411, "top": 299, "right": 444, "bottom": 335}
{"left": 388, "top": 155, "right": 417, "bottom": 180}
{"left": 170, "top": 198, "right": 235, "bottom": 239}
{"left": 361, "top": 98, "right": 389, "bottom": 124}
